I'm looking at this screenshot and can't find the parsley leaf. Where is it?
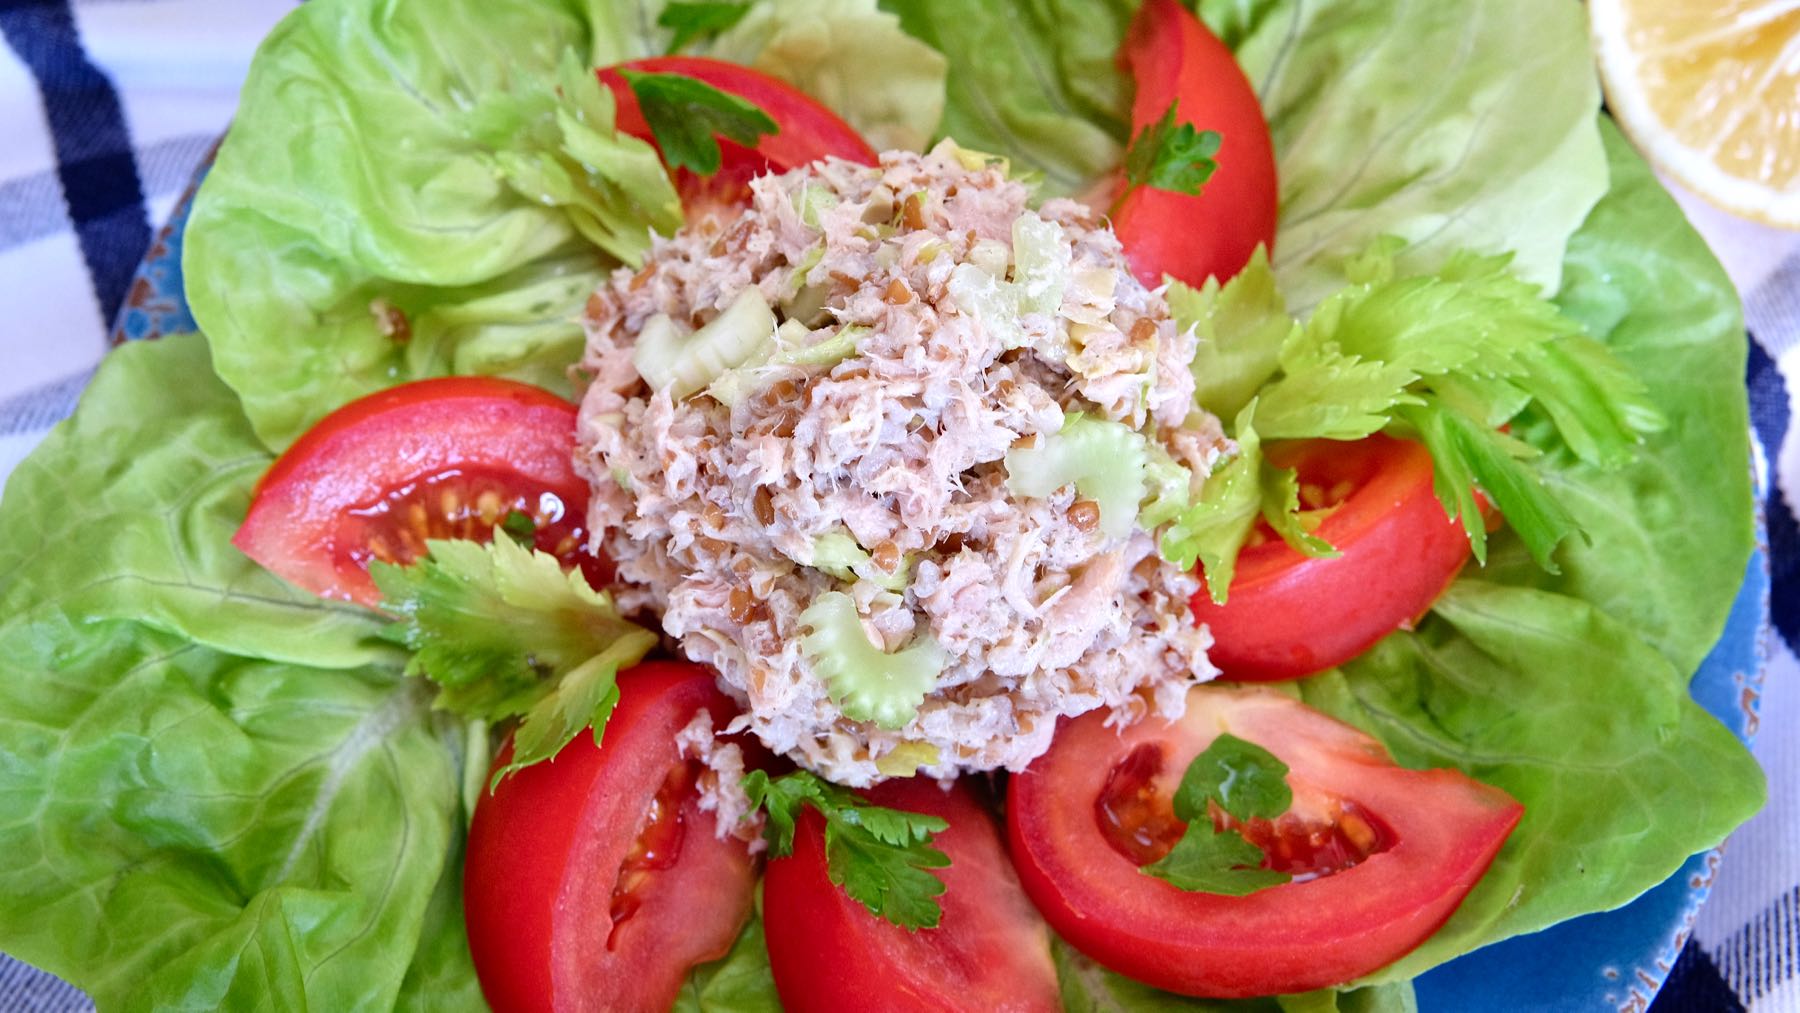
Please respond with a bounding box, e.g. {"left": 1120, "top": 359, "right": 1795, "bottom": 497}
{"left": 742, "top": 770, "right": 951, "bottom": 930}
{"left": 1142, "top": 734, "right": 1293, "bottom": 896}
{"left": 372, "top": 536, "right": 658, "bottom": 784}
{"left": 1123, "top": 100, "right": 1222, "bottom": 197}
{"left": 658, "top": 1, "right": 752, "bottom": 53}
{"left": 1174, "top": 733, "right": 1293, "bottom": 821}
{"left": 620, "top": 70, "right": 779, "bottom": 176}
{"left": 499, "top": 509, "right": 536, "bottom": 545}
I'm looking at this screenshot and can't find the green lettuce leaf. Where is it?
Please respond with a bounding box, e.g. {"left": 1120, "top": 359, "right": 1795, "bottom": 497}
{"left": 184, "top": 0, "right": 686, "bottom": 449}
{"left": 878, "top": 0, "right": 1136, "bottom": 194}
{"left": 674, "top": 913, "right": 783, "bottom": 1012}
{"left": 1296, "top": 122, "right": 1762, "bottom": 982}
{"left": 0, "top": 335, "right": 466, "bottom": 1008}
{"left": 1053, "top": 936, "right": 1417, "bottom": 1012}
{"left": 1305, "top": 583, "right": 1764, "bottom": 983}
{"left": 187, "top": 0, "right": 952, "bottom": 452}
{"left": 888, "top": 0, "right": 1605, "bottom": 310}
{"left": 1216, "top": 0, "right": 1607, "bottom": 309}
{"left": 705, "top": 0, "right": 948, "bottom": 152}
{"left": 0, "top": 336, "right": 392, "bottom": 672}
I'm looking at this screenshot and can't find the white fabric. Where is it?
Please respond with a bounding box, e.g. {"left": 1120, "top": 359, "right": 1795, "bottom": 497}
{"left": 0, "top": 2, "right": 1794, "bottom": 1010}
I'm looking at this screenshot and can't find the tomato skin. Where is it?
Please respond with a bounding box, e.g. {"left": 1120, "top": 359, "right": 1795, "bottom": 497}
{"left": 599, "top": 56, "right": 879, "bottom": 209}
{"left": 233, "top": 376, "right": 602, "bottom": 607}
{"left": 1113, "top": 0, "right": 1279, "bottom": 288}
{"left": 763, "top": 779, "right": 1061, "bottom": 1013}
{"left": 464, "top": 662, "right": 757, "bottom": 1013}
{"left": 1008, "top": 685, "right": 1522, "bottom": 998}
{"left": 1192, "top": 434, "right": 1475, "bottom": 681}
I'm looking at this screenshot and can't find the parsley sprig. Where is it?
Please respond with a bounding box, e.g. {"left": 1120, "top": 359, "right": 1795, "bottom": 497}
{"left": 1142, "top": 734, "right": 1293, "bottom": 896}
{"left": 620, "top": 70, "right": 779, "bottom": 176}
{"left": 1121, "top": 100, "right": 1222, "bottom": 205}
{"left": 657, "top": 1, "right": 752, "bottom": 53}
{"left": 743, "top": 770, "right": 951, "bottom": 930}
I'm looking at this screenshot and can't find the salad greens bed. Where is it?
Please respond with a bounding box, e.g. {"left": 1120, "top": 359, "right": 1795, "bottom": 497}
{"left": 0, "top": 0, "right": 1764, "bottom": 1009}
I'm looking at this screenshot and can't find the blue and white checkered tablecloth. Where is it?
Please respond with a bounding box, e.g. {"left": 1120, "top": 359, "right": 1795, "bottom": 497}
{"left": 0, "top": 1, "right": 1796, "bottom": 1010}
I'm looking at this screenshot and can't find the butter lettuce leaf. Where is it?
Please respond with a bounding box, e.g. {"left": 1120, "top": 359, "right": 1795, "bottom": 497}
{"left": 1053, "top": 936, "right": 1418, "bottom": 1012}
{"left": 888, "top": 0, "right": 1605, "bottom": 311}
{"left": 1300, "top": 123, "right": 1760, "bottom": 983}
{"left": 878, "top": 0, "right": 1136, "bottom": 194}
{"left": 0, "top": 335, "right": 472, "bottom": 1008}
{"left": 673, "top": 913, "right": 783, "bottom": 1013}
{"left": 184, "top": 0, "right": 694, "bottom": 449}
{"left": 1217, "top": 0, "right": 1607, "bottom": 309}
{"left": 705, "top": 0, "right": 948, "bottom": 152}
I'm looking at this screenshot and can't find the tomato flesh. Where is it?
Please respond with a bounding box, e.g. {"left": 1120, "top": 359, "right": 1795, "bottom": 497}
{"left": 1112, "top": 0, "right": 1279, "bottom": 287}
{"left": 1192, "top": 434, "right": 1474, "bottom": 681}
{"left": 464, "top": 662, "right": 757, "bottom": 1013}
{"left": 1095, "top": 740, "right": 1393, "bottom": 879}
{"left": 1008, "top": 685, "right": 1522, "bottom": 998}
{"left": 232, "top": 376, "right": 606, "bottom": 607}
{"left": 763, "top": 779, "right": 1061, "bottom": 1013}
{"left": 599, "top": 56, "right": 879, "bottom": 214}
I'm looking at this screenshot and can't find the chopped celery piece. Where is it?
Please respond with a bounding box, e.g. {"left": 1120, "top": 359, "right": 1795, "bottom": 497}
{"left": 786, "top": 282, "right": 829, "bottom": 327}
{"left": 947, "top": 263, "right": 1025, "bottom": 349}
{"left": 1140, "top": 441, "right": 1196, "bottom": 529}
{"left": 932, "top": 137, "right": 1011, "bottom": 176}
{"left": 968, "top": 239, "right": 1011, "bottom": 278}
{"left": 707, "top": 324, "right": 870, "bottom": 408}
{"left": 776, "top": 318, "right": 810, "bottom": 345}
{"left": 800, "top": 591, "right": 945, "bottom": 729}
{"left": 1005, "top": 414, "right": 1148, "bottom": 538}
{"left": 808, "top": 528, "right": 910, "bottom": 591}
{"left": 795, "top": 181, "right": 839, "bottom": 229}
{"left": 945, "top": 212, "right": 1072, "bottom": 349}
{"left": 1011, "top": 214, "right": 1069, "bottom": 314}
{"left": 875, "top": 742, "right": 942, "bottom": 778}
{"left": 780, "top": 324, "right": 868, "bottom": 367}
{"left": 809, "top": 530, "right": 870, "bottom": 581}
{"left": 786, "top": 243, "right": 825, "bottom": 297}
{"left": 632, "top": 287, "right": 776, "bottom": 399}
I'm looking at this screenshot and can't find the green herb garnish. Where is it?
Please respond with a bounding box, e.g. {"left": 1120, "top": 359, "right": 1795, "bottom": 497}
{"left": 1142, "top": 734, "right": 1292, "bottom": 896}
{"left": 620, "top": 70, "right": 779, "bottom": 176}
{"left": 743, "top": 770, "right": 951, "bottom": 930}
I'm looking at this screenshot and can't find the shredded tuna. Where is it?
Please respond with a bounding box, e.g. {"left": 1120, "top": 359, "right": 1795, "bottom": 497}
{"left": 578, "top": 144, "right": 1224, "bottom": 785}
{"left": 674, "top": 709, "right": 762, "bottom": 848}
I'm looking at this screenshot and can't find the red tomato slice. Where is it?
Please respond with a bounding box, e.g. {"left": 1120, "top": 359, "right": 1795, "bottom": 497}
{"left": 763, "top": 778, "right": 1061, "bottom": 1013}
{"left": 1008, "top": 685, "right": 1521, "bottom": 998}
{"left": 599, "top": 56, "right": 879, "bottom": 213}
{"left": 233, "top": 376, "right": 606, "bottom": 607}
{"left": 464, "top": 662, "right": 758, "bottom": 1013}
{"left": 1192, "top": 434, "right": 1475, "bottom": 681}
{"left": 1112, "top": 0, "right": 1279, "bottom": 288}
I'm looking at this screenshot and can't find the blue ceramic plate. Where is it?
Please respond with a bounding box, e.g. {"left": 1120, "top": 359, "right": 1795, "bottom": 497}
{"left": 101, "top": 168, "right": 1770, "bottom": 1013}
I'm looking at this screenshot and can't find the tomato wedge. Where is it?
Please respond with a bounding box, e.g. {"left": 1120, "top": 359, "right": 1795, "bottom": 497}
{"left": 232, "top": 376, "right": 605, "bottom": 608}
{"left": 1112, "top": 0, "right": 1278, "bottom": 287}
{"left": 763, "top": 778, "right": 1061, "bottom": 1013}
{"left": 1008, "top": 685, "right": 1521, "bottom": 998}
{"left": 464, "top": 662, "right": 758, "bottom": 1012}
{"left": 1192, "top": 434, "right": 1476, "bottom": 681}
{"left": 599, "top": 56, "right": 879, "bottom": 212}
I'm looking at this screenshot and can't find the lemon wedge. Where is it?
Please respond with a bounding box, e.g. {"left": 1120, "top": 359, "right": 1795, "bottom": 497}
{"left": 1590, "top": 0, "right": 1800, "bottom": 227}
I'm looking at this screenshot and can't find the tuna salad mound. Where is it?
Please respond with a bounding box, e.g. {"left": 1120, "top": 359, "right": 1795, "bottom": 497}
{"left": 575, "top": 142, "right": 1225, "bottom": 784}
